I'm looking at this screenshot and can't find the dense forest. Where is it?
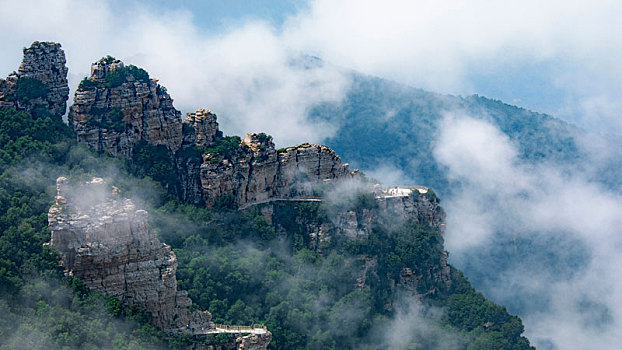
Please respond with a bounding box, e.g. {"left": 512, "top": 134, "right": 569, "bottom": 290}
{"left": 0, "top": 66, "right": 533, "bottom": 349}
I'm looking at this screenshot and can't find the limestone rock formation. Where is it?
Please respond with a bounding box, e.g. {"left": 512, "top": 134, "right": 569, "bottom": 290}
{"left": 48, "top": 177, "right": 211, "bottom": 334}
{"left": 236, "top": 332, "right": 272, "bottom": 350}
{"left": 185, "top": 109, "right": 220, "bottom": 148}
{"left": 0, "top": 41, "right": 69, "bottom": 118}
{"left": 65, "top": 56, "right": 357, "bottom": 208}
{"left": 187, "top": 332, "right": 272, "bottom": 350}
{"left": 201, "top": 135, "right": 357, "bottom": 208}
{"left": 175, "top": 109, "right": 221, "bottom": 204}
{"left": 68, "top": 57, "right": 183, "bottom": 158}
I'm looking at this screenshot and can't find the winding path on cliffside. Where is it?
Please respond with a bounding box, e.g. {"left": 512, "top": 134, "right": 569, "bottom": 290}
{"left": 190, "top": 324, "right": 268, "bottom": 335}
{"left": 238, "top": 197, "right": 323, "bottom": 210}
{"left": 237, "top": 191, "right": 415, "bottom": 210}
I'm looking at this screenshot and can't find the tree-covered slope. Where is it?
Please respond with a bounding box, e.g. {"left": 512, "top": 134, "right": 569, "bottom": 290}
{"left": 156, "top": 198, "right": 532, "bottom": 350}
{"left": 312, "top": 73, "right": 586, "bottom": 194}
{"left": 0, "top": 108, "right": 169, "bottom": 349}
{"left": 0, "top": 44, "right": 534, "bottom": 349}
{"left": 309, "top": 69, "right": 622, "bottom": 348}
{"left": 0, "top": 107, "right": 534, "bottom": 350}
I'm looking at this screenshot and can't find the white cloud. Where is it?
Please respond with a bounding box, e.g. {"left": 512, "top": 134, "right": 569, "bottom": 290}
{"left": 435, "top": 113, "right": 622, "bottom": 349}
{"left": 3, "top": 1, "right": 622, "bottom": 348}
{"left": 284, "top": 0, "right": 622, "bottom": 132}
{"left": 3, "top": 0, "right": 622, "bottom": 135}
{"left": 0, "top": 0, "right": 349, "bottom": 146}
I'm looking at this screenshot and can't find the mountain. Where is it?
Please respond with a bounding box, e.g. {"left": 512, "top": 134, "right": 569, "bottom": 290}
{"left": 0, "top": 41, "right": 533, "bottom": 349}
{"left": 310, "top": 69, "right": 622, "bottom": 347}
{"left": 311, "top": 73, "right": 589, "bottom": 194}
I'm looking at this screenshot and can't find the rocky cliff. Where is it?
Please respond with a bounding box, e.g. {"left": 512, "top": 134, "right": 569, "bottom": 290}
{"left": 0, "top": 41, "right": 69, "bottom": 118}
{"left": 262, "top": 189, "right": 451, "bottom": 297}
{"left": 67, "top": 57, "right": 357, "bottom": 208}
{"left": 185, "top": 109, "right": 220, "bottom": 148}
{"left": 48, "top": 177, "right": 212, "bottom": 334}
{"left": 201, "top": 134, "right": 357, "bottom": 208}
{"left": 68, "top": 57, "right": 183, "bottom": 158}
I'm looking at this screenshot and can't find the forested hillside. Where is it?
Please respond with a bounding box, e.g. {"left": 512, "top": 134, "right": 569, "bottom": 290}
{"left": 311, "top": 70, "right": 622, "bottom": 346}
{"left": 0, "top": 42, "right": 533, "bottom": 349}
{"left": 312, "top": 73, "right": 593, "bottom": 194}
{"left": 0, "top": 104, "right": 532, "bottom": 349}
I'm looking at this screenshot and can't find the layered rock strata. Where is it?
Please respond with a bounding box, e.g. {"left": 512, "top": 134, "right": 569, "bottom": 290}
{"left": 175, "top": 109, "right": 221, "bottom": 204}
{"left": 235, "top": 333, "right": 272, "bottom": 350}
{"left": 188, "top": 333, "right": 272, "bottom": 350}
{"left": 48, "top": 177, "right": 212, "bottom": 334}
{"left": 0, "top": 41, "right": 69, "bottom": 118}
{"left": 68, "top": 57, "right": 183, "bottom": 158}
{"left": 201, "top": 134, "right": 357, "bottom": 208}
{"left": 67, "top": 56, "right": 357, "bottom": 208}
{"left": 185, "top": 109, "right": 220, "bottom": 148}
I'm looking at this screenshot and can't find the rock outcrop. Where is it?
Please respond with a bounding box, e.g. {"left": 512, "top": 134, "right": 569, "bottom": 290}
{"left": 68, "top": 57, "right": 183, "bottom": 158}
{"left": 236, "top": 333, "right": 272, "bottom": 350}
{"left": 66, "top": 57, "right": 357, "bottom": 208}
{"left": 48, "top": 177, "right": 211, "bottom": 334}
{"left": 264, "top": 189, "right": 451, "bottom": 296}
{"left": 0, "top": 41, "right": 69, "bottom": 118}
{"left": 185, "top": 109, "right": 220, "bottom": 148}
{"left": 201, "top": 135, "right": 357, "bottom": 208}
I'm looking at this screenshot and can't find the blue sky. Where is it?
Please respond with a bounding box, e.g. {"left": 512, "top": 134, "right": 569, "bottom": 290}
{"left": 124, "top": 0, "right": 306, "bottom": 32}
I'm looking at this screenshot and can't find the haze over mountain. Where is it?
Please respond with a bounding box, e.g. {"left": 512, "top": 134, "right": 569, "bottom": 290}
{"left": 313, "top": 73, "right": 622, "bottom": 349}
{"left": 0, "top": 41, "right": 535, "bottom": 349}
{"left": 1, "top": 1, "right": 622, "bottom": 349}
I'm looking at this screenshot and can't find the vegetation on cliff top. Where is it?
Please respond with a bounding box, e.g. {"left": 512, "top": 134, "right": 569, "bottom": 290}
{"left": 14, "top": 77, "right": 48, "bottom": 104}
{"left": 0, "top": 105, "right": 533, "bottom": 349}
{"left": 203, "top": 135, "right": 250, "bottom": 162}
{"left": 0, "top": 58, "right": 534, "bottom": 349}
{"left": 78, "top": 57, "right": 151, "bottom": 91}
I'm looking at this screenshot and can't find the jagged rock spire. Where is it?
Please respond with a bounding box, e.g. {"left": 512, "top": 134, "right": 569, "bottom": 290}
{"left": 68, "top": 56, "right": 183, "bottom": 158}
{"left": 48, "top": 177, "right": 212, "bottom": 334}
{"left": 0, "top": 41, "right": 69, "bottom": 118}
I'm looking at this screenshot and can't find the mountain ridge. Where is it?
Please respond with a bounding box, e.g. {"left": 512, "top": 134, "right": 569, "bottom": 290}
{"left": 0, "top": 41, "right": 534, "bottom": 350}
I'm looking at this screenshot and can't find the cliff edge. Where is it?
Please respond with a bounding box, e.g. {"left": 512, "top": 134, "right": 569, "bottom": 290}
{"left": 0, "top": 41, "right": 69, "bottom": 118}
{"left": 67, "top": 57, "right": 357, "bottom": 209}
{"left": 48, "top": 177, "right": 211, "bottom": 334}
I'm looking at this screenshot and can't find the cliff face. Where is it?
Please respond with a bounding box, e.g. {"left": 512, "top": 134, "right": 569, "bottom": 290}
{"left": 185, "top": 109, "right": 220, "bottom": 148}
{"left": 201, "top": 134, "right": 357, "bottom": 208}
{"left": 0, "top": 41, "right": 69, "bottom": 118}
{"left": 265, "top": 190, "right": 451, "bottom": 296}
{"left": 48, "top": 177, "right": 211, "bottom": 334}
{"left": 235, "top": 333, "right": 272, "bottom": 350}
{"left": 67, "top": 57, "right": 357, "bottom": 208}
{"left": 68, "top": 57, "right": 183, "bottom": 158}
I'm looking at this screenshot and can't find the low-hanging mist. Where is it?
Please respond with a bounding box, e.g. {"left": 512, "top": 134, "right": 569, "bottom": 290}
{"left": 435, "top": 113, "right": 622, "bottom": 349}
